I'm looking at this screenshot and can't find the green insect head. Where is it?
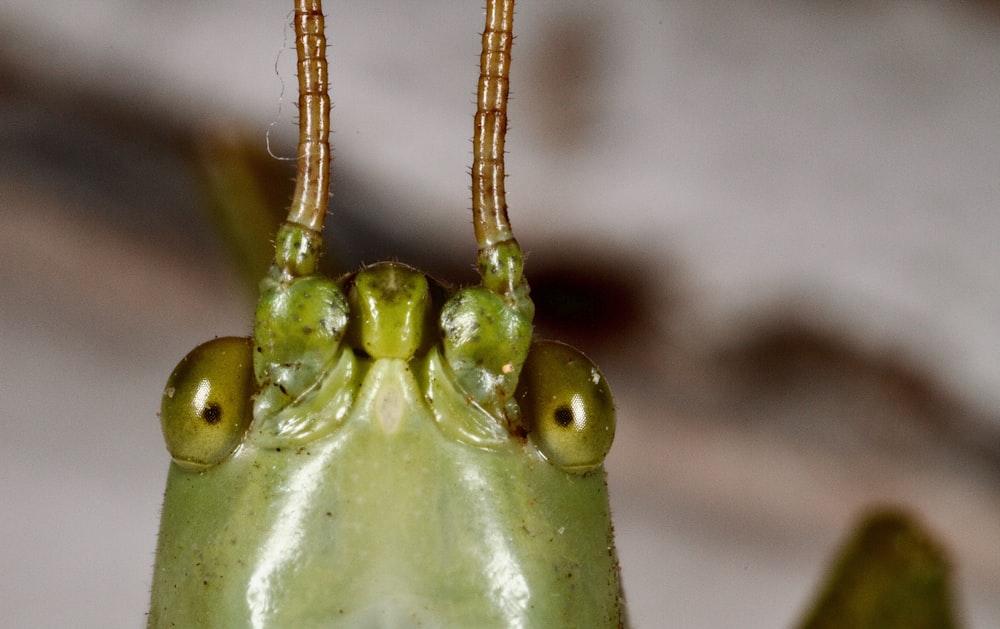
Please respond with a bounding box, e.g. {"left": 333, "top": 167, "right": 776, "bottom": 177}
{"left": 150, "top": 1, "right": 625, "bottom": 626}
{"left": 156, "top": 0, "right": 616, "bottom": 476}
{"left": 158, "top": 254, "right": 616, "bottom": 474}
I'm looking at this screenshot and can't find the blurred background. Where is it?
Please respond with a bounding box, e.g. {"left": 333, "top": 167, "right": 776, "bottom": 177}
{"left": 2, "top": 0, "right": 999, "bottom": 626}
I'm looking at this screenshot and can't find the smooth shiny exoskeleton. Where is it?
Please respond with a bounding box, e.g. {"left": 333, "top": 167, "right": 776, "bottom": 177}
{"left": 149, "top": 1, "right": 625, "bottom": 626}
{"left": 159, "top": 336, "right": 254, "bottom": 471}
{"left": 152, "top": 264, "right": 622, "bottom": 627}
{"left": 517, "top": 340, "right": 616, "bottom": 473}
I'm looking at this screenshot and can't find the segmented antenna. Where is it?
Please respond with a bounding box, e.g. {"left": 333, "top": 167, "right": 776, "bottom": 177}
{"left": 473, "top": 0, "right": 527, "bottom": 297}
{"left": 287, "top": 0, "right": 330, "bottom": 233}
{"left": 272, "top": 0, "right": 330, "bottom": 278}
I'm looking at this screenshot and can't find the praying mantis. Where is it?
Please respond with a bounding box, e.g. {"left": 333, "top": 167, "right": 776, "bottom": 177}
{"left": 148, "top": 0, "right": 625, "bottom": 626}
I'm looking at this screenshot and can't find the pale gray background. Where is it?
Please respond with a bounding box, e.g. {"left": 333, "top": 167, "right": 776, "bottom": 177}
{"left": 2, "top": 1, "right": 999, "bottom": 627}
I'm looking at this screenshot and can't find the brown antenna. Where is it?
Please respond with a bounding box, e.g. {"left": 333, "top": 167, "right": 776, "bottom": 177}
{"left": 271, "top": 0, "right": 330, "bottom": 279}
{"left": 473, "top": 0, "right": 526, "bottom": 298}
{"left": 286, "top": 0, "right": 330, "bottom": 234}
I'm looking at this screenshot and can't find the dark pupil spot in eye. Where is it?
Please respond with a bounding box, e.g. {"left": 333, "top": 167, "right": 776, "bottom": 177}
{"left": 202, "top": 403, "right": 223, "bottom": 425}
{"left": 553, "top": 406, "right": 574, "bottom": 428}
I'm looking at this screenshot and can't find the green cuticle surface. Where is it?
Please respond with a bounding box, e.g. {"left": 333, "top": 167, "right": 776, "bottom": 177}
{"left": 149, "top": 1, "right": 626, "bottom": 625}
{"left": 348, "top": 263, "right": 434, "bottom": 360}
{"left": 273, "top": 221, "right": 324, "bottom": 278}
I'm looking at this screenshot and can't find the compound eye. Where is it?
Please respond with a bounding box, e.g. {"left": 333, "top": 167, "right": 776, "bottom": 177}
{"left": 516, "top": 340, "right": 616, "bottom": 473}
{"left": 160, "top": 337, "right": 255, "bottom": 471}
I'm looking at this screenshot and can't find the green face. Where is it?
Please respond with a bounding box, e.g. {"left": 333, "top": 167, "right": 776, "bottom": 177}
{"left": 149, "top": 1, "right": 624, "bottom": 627}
